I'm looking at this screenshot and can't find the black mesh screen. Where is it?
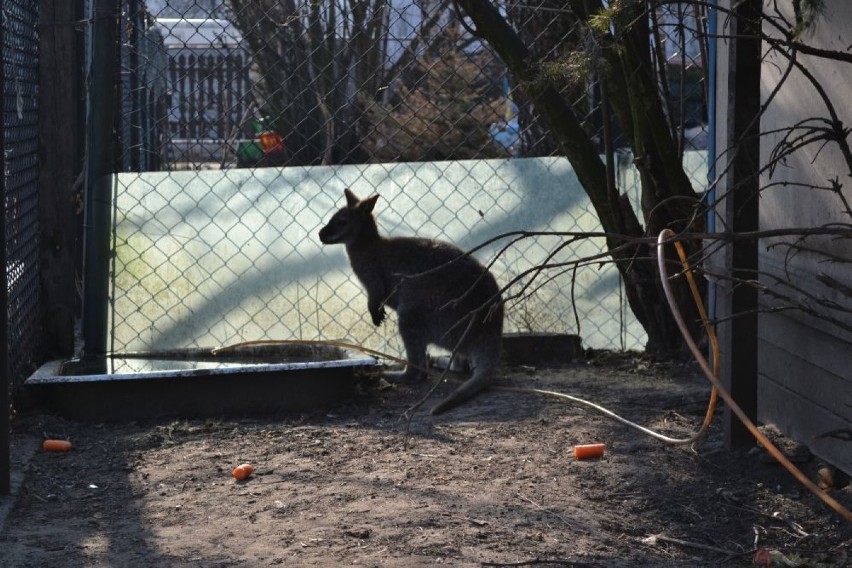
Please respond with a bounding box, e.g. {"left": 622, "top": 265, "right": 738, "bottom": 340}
{"left": 2, "top": 0, "right": 43, "bottom": 388}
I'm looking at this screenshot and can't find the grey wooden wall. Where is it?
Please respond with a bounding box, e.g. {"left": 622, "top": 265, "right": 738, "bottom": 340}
{"left": 756, "top": 1, "right": 852, "bottom": 475}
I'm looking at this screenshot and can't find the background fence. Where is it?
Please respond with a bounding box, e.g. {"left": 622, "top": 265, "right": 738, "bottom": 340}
{"left": 0, "top": 0, "right": 710, "bottom": 390}
{"left": 119, "top": 1, "right": 166, "bottom": 172}
{"left": 155, "top": 17, "right": 252, "bottom": 164}
{"left": 107, "top": 0, "right": 709, "bottom": 361}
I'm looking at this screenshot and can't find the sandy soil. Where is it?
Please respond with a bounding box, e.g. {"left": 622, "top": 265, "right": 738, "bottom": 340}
{"left": 1, "top": 353, "right": 850, "bottom": 567}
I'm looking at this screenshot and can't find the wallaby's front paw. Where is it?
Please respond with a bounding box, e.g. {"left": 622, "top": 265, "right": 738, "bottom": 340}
{"left": 371, "top": 308, "right": 386, "bottom": 326}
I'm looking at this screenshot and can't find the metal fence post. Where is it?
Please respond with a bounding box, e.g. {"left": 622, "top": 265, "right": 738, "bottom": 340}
{"left": 81, "top": 0, "right": 119, "bottom": 363}
{"left": 40, "top": 0, "right": 82, "bottom": 360}
{"left": 716, "top": 0, "right": 761, "bottom": 448}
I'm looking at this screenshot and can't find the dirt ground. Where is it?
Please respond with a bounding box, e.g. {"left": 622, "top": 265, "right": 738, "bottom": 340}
{"left": 1, "top": 352, "right": 850, "bottom": 567}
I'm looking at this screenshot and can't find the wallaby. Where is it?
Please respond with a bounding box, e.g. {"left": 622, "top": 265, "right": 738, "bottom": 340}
{"left": 318, "top": 188, "right": 504, "bottom": 414}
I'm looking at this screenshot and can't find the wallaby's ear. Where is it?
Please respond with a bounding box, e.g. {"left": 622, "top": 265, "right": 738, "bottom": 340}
{"left": 344, "top": 187, "right": 359, "bottom": 208}
{"left": 362, "top": 194, "right": 379, "bottom": 213}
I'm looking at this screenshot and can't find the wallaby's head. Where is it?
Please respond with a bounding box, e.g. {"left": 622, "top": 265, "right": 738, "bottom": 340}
{"left": 318, "top": 188, "right": 380, "bottom": 245}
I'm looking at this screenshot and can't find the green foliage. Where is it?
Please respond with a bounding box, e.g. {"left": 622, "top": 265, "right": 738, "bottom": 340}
{"left": 540, "top": 49, "right": 593, "bottom": 91}
{"left": 792, "top": 0, "right": 826, "bottom": 39}
{"left": 588, "top": 5, "right": 616, "bottom": 35}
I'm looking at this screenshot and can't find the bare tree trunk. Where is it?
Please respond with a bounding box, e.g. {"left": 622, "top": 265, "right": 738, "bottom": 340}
{"left": 229, "top": 0, "right": 391, "bottom": 165}
{"left": 456, "top": 0, "right": 703, "bottom": 355}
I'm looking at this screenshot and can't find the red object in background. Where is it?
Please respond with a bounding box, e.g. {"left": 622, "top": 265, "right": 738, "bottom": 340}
{"left": 258, "top": 130, "right": 284, "bottom": 154}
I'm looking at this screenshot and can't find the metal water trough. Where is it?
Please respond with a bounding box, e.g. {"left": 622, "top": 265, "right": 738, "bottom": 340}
{"left": 25, "top": 344, "right": 376, "bottom": 421}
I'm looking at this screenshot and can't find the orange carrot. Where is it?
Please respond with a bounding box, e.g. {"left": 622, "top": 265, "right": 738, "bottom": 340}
{"left": 232, "top": 463, "right": 254, "bottom": 480}
{"left": 574, "top": 443, "right": 605, "bottom": 460}
{"left": 43, "top": 439, "right": 72, "bottom": 452}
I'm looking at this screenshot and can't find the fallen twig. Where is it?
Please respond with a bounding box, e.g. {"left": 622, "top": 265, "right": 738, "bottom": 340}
{"left": 481, "top": 559, "right": 596, "bottom": 567}
{"left": 639, "top": 533, "right": 733, "bottom": 556}
{"left": 516, "top": 492, "right": 591, "bottom": 534}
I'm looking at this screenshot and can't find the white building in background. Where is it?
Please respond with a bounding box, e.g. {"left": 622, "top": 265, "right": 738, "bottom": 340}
{"left": 145, "top": 0, "right": 228, "bottom": 19}
{"left": 146, "top": 0, "right": 451, "bottom": 67}
{"left": 144, "top": 0, "right": 462, "bottom": 164}
{"left": 153, "top": 18, "right": 242, "bottom": 49}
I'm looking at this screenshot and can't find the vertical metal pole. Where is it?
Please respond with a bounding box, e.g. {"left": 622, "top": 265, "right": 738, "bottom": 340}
{"left": 705, "top": 2, "right": 718, "bottom": 369}
{"left": 0, "top": 3, "right": 10, "bottom": 495}
{"left": 128, "top": 0, "right": 139, "bottom": 171}
{"left": 717, "top": 0, "right": 761, "bottom": 448}
{"left": 40, "top": 0, "right": 82, "bottom": 359}
{"left": 81, "top": 0, "right": 119, "bottom": 363}
{"left": 706, "top": 1, "right": 717, "bottom": 232}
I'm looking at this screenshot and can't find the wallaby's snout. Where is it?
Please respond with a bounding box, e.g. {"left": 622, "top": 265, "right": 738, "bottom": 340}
{"left": 318, "top": 207, "right": 353, "bottom": 245}
{"left": 318, "top": 188, "right": 379, "bottom": 246}
{"left": 317, "top": 220, "right": 338, "bottom": 244}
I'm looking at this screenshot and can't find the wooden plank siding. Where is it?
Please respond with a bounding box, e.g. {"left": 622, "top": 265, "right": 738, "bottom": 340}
{"left": 756, "top": 254, "right": 852, "bottom": 473}
{"left": 759, "top": 315, "right": 852, "bottom": 474}
{"left": 756, "top": 0, "right": 852, "bottom": 475}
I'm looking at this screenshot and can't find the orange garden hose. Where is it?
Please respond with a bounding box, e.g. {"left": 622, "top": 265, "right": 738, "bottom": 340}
{"left": 214, "top": 233, "right": 852, "bottom": 522}
{"left": 657, "top": 228, "right": 852, "bottom": 522}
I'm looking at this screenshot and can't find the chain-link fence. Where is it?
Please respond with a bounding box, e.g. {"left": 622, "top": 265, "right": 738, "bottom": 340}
{"left": 2, "top": 0, "right": 42, "bottom": 390}
{"left": 108, "top": 0, "right": 709, "bottom": 360}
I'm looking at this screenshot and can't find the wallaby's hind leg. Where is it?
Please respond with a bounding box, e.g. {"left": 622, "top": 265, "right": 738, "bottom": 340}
{"left": 385, "top": 311, "right": 429, "bottom": 383}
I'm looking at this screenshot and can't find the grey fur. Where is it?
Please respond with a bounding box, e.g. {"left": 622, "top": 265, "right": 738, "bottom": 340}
{"left": 319, "top": 188, "right": 503, "bottom": 414}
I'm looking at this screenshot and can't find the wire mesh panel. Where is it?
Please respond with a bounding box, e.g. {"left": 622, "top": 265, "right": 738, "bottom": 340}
{"left": 154, "top": 17, "right": 251, "bottom": 164}
{"left": 110, "top": 0, "right": 709, "bottom": 356}
{"left": 1, "top": 0, "right": 42, "bottom": 388}
{"left": 120, "top": 0, "right": 171, "bottom": 172}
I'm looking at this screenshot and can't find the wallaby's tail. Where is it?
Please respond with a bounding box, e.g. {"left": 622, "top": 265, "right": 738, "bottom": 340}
{"left": 429, "top": 355, "right": 497, "bottom": 415}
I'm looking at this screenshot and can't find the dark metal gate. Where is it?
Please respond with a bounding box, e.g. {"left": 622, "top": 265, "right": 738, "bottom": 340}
{"left": 1, "top": 0, "right": 42, "bottom": 494}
